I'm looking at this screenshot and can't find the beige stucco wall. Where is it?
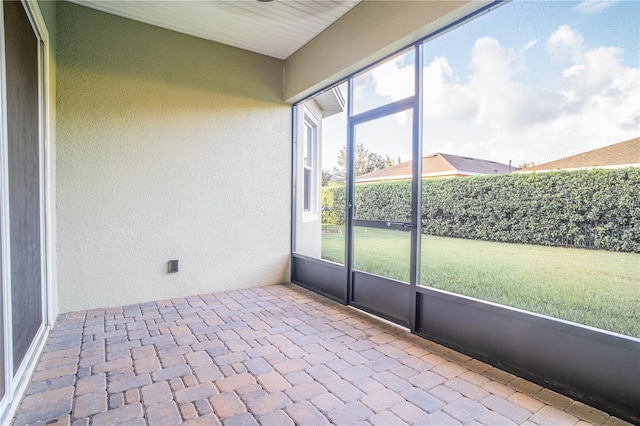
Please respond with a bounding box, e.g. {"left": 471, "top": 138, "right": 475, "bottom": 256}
{"left": 56, "top": 2, "right": 291, "bottom": 313}
{"left": 284, "top": 0, "right": 491, "bottom": 103}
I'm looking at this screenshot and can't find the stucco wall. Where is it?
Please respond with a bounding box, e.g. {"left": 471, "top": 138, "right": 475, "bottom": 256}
{"left": 284, "top": 0, "right": 491, "bottom": 103}
{"left": 56, "top": 2, "right": 290, "bottom": 313}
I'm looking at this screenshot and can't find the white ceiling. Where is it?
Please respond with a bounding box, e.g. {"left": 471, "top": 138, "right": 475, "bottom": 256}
{"left": 67, "top": 0, "right": 362, "bottom": 59}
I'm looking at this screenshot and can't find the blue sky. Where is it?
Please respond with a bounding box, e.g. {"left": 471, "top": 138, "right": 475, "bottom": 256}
{"left": 322, "top": 0, "right": 639, "bottom": 170}
{"left": 430, "top": 0, "right": 639, "bottom": 77}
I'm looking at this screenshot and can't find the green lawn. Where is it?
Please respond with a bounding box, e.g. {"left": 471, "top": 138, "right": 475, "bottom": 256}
{"left": 321, "top": 226, "right": 640, "bottom": 338}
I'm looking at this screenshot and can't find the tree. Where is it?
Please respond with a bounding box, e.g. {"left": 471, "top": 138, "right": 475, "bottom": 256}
{"left": 518, "top": 161, "right": 536, "bottom": 169}
{"left": 384, "top": 154, "right": 401, "bottom": 168}
{"left": 332, "top": 143, "right": 388, "bottom": 183}
{"left": 322, "top": 169, "right": 332, "bottom": 187}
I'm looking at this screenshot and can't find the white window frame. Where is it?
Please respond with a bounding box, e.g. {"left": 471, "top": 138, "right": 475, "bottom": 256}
{"left": 302, "top": 112, "right": 319, "bottom": 222}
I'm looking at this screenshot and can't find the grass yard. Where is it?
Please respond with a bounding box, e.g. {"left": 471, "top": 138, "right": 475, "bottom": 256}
{"left": 321, "top": 226, "right": 640, "bottom": 338}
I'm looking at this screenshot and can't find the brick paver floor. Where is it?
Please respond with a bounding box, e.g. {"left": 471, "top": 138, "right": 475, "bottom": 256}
{"left": 12, "top": 283, "right": 632, "bottom": 426}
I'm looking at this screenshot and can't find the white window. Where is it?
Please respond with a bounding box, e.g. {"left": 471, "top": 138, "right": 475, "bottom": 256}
{"left": 302, "top": 117, "right": 318, "bottom": 218}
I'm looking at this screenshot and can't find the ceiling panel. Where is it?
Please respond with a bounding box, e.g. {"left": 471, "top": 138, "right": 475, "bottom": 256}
{"left": 66, "top": 0, "right": 362, "bottom": 59}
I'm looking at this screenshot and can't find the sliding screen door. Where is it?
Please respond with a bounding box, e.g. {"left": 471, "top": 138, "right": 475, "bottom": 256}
{"left": 3, "top": 0, "right": 43, "bottom": 374}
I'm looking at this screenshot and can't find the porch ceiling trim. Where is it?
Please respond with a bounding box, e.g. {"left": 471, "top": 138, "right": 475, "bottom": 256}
{"left": 65, "top": 0, "right": 361, "bottom": 60}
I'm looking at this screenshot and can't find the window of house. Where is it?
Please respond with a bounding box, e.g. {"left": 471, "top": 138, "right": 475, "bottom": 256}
{"left": 303, "top": 120, "right": 316, "bottom": 214}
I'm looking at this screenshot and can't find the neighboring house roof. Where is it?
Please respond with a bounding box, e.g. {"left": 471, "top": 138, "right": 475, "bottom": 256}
{"left": 518, "top": 137, "right": 640, "bottom": 173}
{"left": 355, "top": 152, "right": 516, "bottom": 183}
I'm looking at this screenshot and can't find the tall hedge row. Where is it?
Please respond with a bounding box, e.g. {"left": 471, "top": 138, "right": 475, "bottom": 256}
{"left": 321, "top": 168, "right": 640, "bottom": 253}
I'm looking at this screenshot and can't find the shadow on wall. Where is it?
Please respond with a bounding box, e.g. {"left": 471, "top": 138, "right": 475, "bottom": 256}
{"left": 58, "top": 1, "right": 285, "bottom": 104}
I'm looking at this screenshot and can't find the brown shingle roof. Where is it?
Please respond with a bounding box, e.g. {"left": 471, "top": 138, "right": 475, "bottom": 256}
{"left": 439, "top": 153, "right": 515, "bottom": 175}
{"left": 355, "top": 153, "right": 515, "bottom": 183}
{"left": 519, "top": 137, "right": 640, "bottom": 172}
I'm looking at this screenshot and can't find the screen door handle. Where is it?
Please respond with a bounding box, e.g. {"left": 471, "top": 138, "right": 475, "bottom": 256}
{"left": 385, "top": 221, "right": 416, "bottom": 229}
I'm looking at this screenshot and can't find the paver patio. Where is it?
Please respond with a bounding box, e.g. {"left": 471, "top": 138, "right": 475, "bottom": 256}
{"left": 12, "top": 283, "right": 630, "bottom": 426}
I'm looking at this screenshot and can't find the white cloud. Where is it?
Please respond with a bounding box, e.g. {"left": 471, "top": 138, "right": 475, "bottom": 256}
{"left": 574, "top": 0, "right": 619, "bottom": 14}
{"left": 370, "top": 55, "right": 414, "bottom": 125}
{"left": 425, "top": 36, "right": 561, "bottom": 131}
{"left": 561, "top": 46, "right": 631, "bottom": 102}
{"left": 547, "top": 25, "right": 584, "bottom": 62}
{"left": 418, "top": 26, "right": 639, "bottom": 165}
{"left": 515, "top": 39, "right": 539, "bottom": 72}
{"left": 422, "top": 56, "right": 476, "bottom": 120}
{"left": 370, "top": 57, "right": 413, "bottom": 103}
{"left": 363, "top": 19, "right": 640, "bottom": 166}
{"left": 557, "top": 44, "right": 640, "bottom": 138}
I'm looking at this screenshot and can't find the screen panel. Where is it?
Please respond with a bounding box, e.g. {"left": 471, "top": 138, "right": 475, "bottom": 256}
{"left": 294, "top": 83, "right": 348, "bottom": 265}
{"left": 4, "top": 0, "right": 43, "bottom": 373}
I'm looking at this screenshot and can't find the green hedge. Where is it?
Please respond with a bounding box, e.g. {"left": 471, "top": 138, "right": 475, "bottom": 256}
{"left": 321, "top": 168, "right": 640, "bottom": 253}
